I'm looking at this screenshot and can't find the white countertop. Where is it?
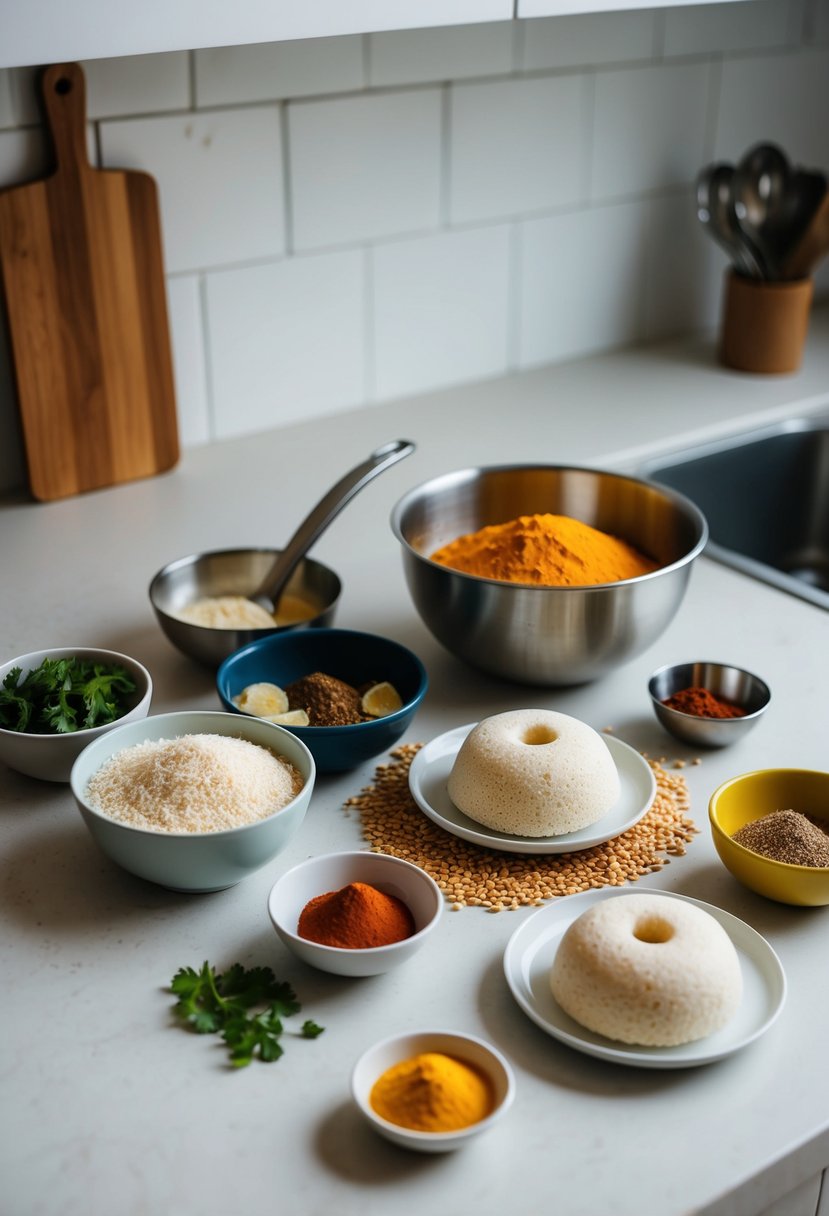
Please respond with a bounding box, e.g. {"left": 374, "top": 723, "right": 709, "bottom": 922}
{"left": 2, "top": 314, "right": 829, "bottom": 1216}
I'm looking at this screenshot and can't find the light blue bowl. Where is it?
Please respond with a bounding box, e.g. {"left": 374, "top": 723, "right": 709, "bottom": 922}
{"left": 216, "top": 628, "right": 428, "bottom": 773}
{"left": 70, "top": 711, "right": 315, "bottom": 892}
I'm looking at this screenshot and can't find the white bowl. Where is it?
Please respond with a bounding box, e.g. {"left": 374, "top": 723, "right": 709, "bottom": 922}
{"left": 0, "top": 647, "right": 153, "bottom": 782}
{"left": 267, "top": 850, "right": 442, "bottom": 977}
{"left": 351, "top": 1030, "right": 515, "bottom": 1152}
{"left": 70, "top": 710, "right": 314, "bottom": 892}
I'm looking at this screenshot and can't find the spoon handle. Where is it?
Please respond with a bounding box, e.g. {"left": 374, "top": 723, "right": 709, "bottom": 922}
{"left": 256, "top": 439, "right": 416, "bottom": 605}
{"left": 779, "top": 191, "right": 829, "bottom": 281}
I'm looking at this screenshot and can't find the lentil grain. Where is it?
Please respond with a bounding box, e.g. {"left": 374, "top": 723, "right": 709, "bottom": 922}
{"left": 345, "top": 744, "right": 697, "bottom": 907}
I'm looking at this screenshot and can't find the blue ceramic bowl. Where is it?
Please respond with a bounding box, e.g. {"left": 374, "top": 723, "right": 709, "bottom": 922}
{"left": 216, "top": 628, "right": 428, "bottom": 773}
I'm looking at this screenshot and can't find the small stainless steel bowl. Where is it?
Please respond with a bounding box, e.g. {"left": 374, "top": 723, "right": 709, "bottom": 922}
{"left": 390, "top": 465, "right": 707, "bottom": 686}
{"left": 149, "top": 548, "right": 341, "bottom": 667}
{"left": 649, "top": 661, "right": 771, "bottom": 749}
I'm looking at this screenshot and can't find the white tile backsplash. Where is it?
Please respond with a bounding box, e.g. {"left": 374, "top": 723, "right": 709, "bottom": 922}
{"left": 0, "top": 127, "right": 49, "bottom": 188}
{"left": 662, "top": 1, "right": 804, "bottom": 58}
{"left": 99, "top": 107, "right": 285, "bottom": 273}
{"left": 206, "top": 251, "right": 365, "bottom": 437}
{"left": 520, "top": 11, "right": 656, "bottom": 71}
{"left": 642, "top": 191, "right": 723, "bottom": 340}
{"left": 369, "top": 22, "right": 514, "bottom": 86}
{"left": 450, "top": 75, "right": 588, "bottom": 223}
{"left": 0, "top": 73, "right": 14, "bottom": 130}
{"left": 0, "top": 14, "right": 826, "bottom": 492}
{"left": 166, "top": 275, "right": 211, "bottom": 447}
{"left": 373, "top": 224, "right": 511, "bottom": 400}
{"left": 195, "top": 37, "right": 364, "bottom": 107}
{"left": 2, "top": 67, "right": 41, "bottom": 128}
{"left": 289, "top": 88, "right": 442, "bottom": 250}
{"left": 81, "top": 53, "right": 190, "bottom": 119}
{"left": 518, "top": 201, "right": 648, "bottom": 368}
{"left": 814, "top": 0, "right": 829, "bottom": 43}
{"left": 714, "top": 47, "right": 829, "bottom": 167}
{"left": 592, "top": 61, "right": 711, "bottom": 199}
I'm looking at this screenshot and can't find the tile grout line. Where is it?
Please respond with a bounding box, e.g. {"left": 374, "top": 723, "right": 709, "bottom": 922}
{"left": 280, "top": 101, "right": 294, "bottom": 257}
{"left": 197, "top": 272, "right": 219, "bottom": 442}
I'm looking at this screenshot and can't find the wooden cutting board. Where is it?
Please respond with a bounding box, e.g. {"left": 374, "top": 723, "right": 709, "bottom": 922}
{"left": 0, "top": 62, "right": 179, "bottom": 501}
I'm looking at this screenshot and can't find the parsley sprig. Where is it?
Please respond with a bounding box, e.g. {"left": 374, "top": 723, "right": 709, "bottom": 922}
{"left": 170, "top": 961, "right": 324, "bottom": 1068}
{"left": 0, "top": 656, "right": 136, "bottom": 734}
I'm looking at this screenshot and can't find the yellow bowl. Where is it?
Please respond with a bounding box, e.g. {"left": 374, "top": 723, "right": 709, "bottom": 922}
{"left": 709, "top": 769, "right": 829, "bottom": 906}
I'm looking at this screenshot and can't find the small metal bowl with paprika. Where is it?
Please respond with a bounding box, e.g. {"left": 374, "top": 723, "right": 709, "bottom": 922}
{"left": 648, "top": 660, "right": 771, "bottom": 749}
{"left": 267, "top": 850, "right": 443, "bottom": 977}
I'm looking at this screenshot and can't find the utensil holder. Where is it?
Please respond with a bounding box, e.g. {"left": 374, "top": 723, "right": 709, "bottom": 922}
{"left": 720, "top": 271, "right": 813, "bottom": 374}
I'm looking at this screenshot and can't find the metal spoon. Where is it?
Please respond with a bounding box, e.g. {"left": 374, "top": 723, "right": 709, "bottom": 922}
{"left": 730, "top": 144, "right": 828, "bottom": 279}
{"left": 252, "top": 438, "right": 415, "bottom": 614}
{"left": 696, "top": 163, "right": 764, "bottom": 278}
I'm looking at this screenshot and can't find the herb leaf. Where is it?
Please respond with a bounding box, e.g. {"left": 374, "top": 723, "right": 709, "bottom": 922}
{"left": 0, "top": 656, "right": 137, "bottom": 734}
{"left": 169, "top": 961, "right": 323, "bottom": 1068}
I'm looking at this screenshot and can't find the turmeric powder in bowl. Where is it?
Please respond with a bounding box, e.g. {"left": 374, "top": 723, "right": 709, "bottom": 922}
{"left": 370, "top": 1052, "right": 494, "bottom": 1132}
{"left": 352, "top": 1030, "right": 515, "bottom": 1150}
{"left": 430, "top": 512, "right": 658, "bottom": 586}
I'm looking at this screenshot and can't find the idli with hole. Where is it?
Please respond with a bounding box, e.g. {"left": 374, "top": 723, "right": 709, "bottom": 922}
{"left": 447, "top": 709, "right": 620, "bottom": 837}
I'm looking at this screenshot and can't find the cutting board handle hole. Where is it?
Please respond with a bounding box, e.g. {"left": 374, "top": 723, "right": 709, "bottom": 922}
{"left": 54, "top": 77, "right": 72, "bottom": 96}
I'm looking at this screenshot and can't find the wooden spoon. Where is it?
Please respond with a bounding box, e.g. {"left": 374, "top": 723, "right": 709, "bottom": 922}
{"left": 779, "top": 190, "right": 829, "bottom": 280}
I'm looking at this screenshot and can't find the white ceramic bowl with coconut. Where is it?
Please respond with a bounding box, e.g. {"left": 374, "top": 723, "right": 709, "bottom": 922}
{"left": 70, "top": 710, "right": 314, "bottom": 892}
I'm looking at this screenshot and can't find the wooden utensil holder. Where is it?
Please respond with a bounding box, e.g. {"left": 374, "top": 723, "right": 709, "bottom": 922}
{"left": 720, "top": 271, "right": 813, "bottom": 374}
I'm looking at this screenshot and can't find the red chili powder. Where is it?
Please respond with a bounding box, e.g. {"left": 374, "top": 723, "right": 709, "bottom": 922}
{"left": 297, "top": 881, "right": 415, "bottom": 949}
{"left": 663, "top": 686, "right": 746, "bottom": 719}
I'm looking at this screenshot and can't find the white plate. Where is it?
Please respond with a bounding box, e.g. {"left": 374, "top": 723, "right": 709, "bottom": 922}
{"left": 408, "top": 724, "right": 656, "bottom": 855}
{"left": 503, "top": 889, "right": 787, "bottom": 1069}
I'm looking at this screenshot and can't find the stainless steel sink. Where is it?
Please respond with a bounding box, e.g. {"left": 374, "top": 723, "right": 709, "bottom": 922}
{"left": 642, "top": 409, "right": 829, "bottom": 610}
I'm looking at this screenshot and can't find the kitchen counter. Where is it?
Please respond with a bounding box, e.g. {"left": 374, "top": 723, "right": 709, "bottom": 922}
{"left": 2, "top": 312, "right": 829, "bottom": 1216}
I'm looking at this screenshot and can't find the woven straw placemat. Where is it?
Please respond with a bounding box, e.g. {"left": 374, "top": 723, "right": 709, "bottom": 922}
{"left": 345, "top": 743, "right": 697, "bottom": 911}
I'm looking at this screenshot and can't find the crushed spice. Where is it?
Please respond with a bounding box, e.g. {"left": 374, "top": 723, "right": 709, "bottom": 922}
{"left": 732, "top": 810, "right": 829, "bottom": 867}
{"left": 285, "top": 672, "right": 366, "bottom": 726}
{"left": 663, "top": 686, "right": 746, "bottom": 719}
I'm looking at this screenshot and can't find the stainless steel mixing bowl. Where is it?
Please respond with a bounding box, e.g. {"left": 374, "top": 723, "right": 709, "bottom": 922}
{"left": 390, "top": 465, "right": 708, "bottom": 686}
{"left": 149, "top": 548, "right": 341, "bottom": 667}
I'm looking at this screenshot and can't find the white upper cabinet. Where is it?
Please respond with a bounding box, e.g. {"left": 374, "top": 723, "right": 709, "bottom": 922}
{"left": 0, "top": 0, "right": 755, "bottom": 70}
{"left": 518, "top": 0, "right": 750, "bottom": 14}
{"left": 1, "top": 0, "right": 512, "bottom": 69}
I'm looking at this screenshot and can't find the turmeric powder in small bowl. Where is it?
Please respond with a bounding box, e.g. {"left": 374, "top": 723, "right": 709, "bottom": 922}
{"left": 353, "top": 1031, "right": 515, "bottom": 1153}
{"left": 370, "top": 1051, "right": 494, "bottom": 1132}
